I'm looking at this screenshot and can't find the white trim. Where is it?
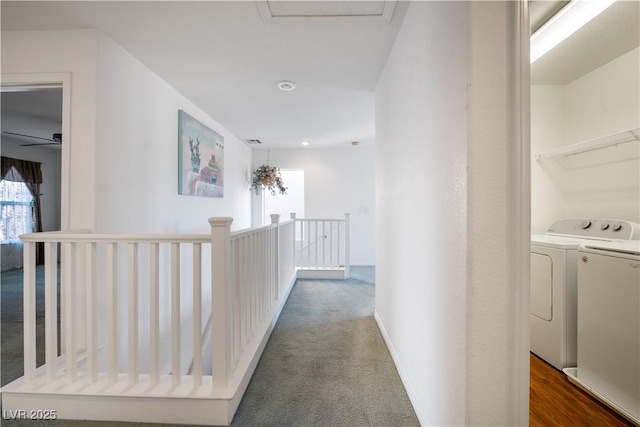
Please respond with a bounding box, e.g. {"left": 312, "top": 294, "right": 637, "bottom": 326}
{"left": 1, "top": 73, "right": 72, "bottom": 231}
{"left": 255, "top": 0, "right": 396, "bottom": 24}
{"left": 296, "top": 268, "right": 346, "bottom": 280}
{"left": 374, "top": 310, "right": 427, "bottom": 426}
{"left": 507, "top": 1, "right": 531, "bottom": 425}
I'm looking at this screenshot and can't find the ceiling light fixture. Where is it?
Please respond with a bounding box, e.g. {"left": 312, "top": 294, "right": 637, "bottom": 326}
{"left": 276, "top": 80, "right": 296, "bottom": 91}
{"left": 530, "top": 0, "right": 616, "bottom": 64}
{"left": 301, "top": 141, "right": 310, "bottom": 146}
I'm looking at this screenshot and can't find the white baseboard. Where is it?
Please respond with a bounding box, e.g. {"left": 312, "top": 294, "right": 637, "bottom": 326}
{"left": 374, "top": 310, "right": 428, "bottom": 427}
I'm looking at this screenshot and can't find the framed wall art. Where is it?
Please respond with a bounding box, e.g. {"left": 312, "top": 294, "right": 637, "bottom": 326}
{"left": 178, "top": 110, "right": 224, "bottom": 198}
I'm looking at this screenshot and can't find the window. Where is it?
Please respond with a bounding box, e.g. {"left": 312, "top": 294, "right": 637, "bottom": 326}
{"left": 263, "top": 169, "right": 304, "bottom": 225}
{"left": 0, "top": 179, "right": 34, "bottom": 242}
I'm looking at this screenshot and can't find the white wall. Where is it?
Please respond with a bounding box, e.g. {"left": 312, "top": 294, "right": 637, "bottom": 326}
{"left": 252, "top": 147, "right": 375, "bottom": 265}
{"left": 3, "top": 30, "right": 254, "bottom": 374}
{"left": 375, "top": 2, "right": 468, "bottom": 425}
{"left": 2, "top": 30, "right": 99, "bottom": 230}
{"left": 530, "top": 86, "right": 566, "bottom": 233}
{"left": 95, "top": 34, "right": 252, "bottom": 234}
{"left": 376, "top": 2, "right": 525, "bottom": 425}
{"left": 92, "top": 34, "right": 253, "bottom": 373}
{"left": 531, "top": 47, "right": 640, "bottom": 227}
{"left": 564, "top": 47, "right": 640, "bottom": 222}
{"left": 565, "top": 47, "right": 640, "bottom": 144}
{"left": 2, "top": 30, "right": 253, "bottom": 233}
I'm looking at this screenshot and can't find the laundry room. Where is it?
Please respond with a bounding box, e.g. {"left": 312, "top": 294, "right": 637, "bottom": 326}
{"left": 529, "top": 0, "right": 639, "bottom": 425}
{"left": 531, "top": 1, "right": 639, "bottom": 231}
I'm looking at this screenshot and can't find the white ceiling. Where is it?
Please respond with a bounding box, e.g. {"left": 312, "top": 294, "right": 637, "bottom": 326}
{"left": 1, "top": 1, "right": 637, "bottom": 147}
{"left": 531, "top": 0, "right": 640, "bottom": 85}
{"left": 1, "top": 89, "right": 63, "bottom": 149}
{"left": 1, "top": 1, "right": 408, "bottom": 149}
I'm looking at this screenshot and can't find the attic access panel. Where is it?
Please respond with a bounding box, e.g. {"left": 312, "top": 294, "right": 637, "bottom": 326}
{"left": 257, "top": 0, "right": 396, "bottom": 23}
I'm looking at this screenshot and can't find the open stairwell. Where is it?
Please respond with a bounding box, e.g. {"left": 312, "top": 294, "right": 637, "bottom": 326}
{"left": 1, "top": 213, "right": 350, "bottom": 425}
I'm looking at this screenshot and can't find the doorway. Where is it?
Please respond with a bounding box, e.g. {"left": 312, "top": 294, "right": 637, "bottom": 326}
{"left": 262, "top": 169, "right": 305, "bottom": 225}
{"left": 1, "top": 88, "right": 63, "bottom": 271}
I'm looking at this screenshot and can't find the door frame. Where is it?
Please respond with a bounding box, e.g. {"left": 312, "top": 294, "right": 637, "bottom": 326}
{"left": 1, "top": 72, "right": 72, "bottom": 230}
{"left": 508, "top": 0, "right": 532, "bottom": 424}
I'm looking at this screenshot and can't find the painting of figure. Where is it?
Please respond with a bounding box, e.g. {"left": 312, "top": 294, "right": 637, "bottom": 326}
{"left": 178, "top": 110, "right": 224, "bottom": 197}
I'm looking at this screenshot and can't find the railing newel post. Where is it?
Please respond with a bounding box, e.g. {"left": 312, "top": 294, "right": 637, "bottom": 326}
{"left": 209, "top": 217, "right": 234, "bottom": 391}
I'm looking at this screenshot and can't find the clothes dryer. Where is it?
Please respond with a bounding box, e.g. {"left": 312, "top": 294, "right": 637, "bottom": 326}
{"left": 530, "top": 219, "right": 640, "bottom": 370}
{"left": 563, "top": 240, "right": 640, "bottom": 425}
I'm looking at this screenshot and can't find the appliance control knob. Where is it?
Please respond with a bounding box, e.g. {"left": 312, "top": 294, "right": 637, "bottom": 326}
{"left": 581, "top": 220, "right": 592, "bottom": 229}
{"left": 600, "top": 223, "right": 610, "bottom": 230}
{"left": 612, "top": 223, "right": 623, "bottom": 231}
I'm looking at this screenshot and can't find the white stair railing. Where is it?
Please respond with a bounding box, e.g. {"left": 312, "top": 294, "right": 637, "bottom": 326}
{"left": 291, "top": 213, "right": 350, "bottom": 278}
{"left": 18, "top": 216, "right": 297, "bottom": 397}
{"left": 21, "top": 231, "right": 214, "bottom": 388}
{"left": 7, "top": 213, "right": 337, "bottom": 424}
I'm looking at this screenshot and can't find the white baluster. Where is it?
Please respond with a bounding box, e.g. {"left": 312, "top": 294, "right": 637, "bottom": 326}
{"left": 337, "top": 222, "right": 341, "bottom": 269}
{"left": 271, "top": 215, "right": 280, "bottom": 301}
{"left": 322, "top": 221, "right": 326, "bottom": 268}
{"left": 171, "top": 243, "right": 181, "bottom": 387}
{"left": 192, "top": 242, "right": 202, "bottom": 388}
{"left": 23, "top": 242, "right": 36, "bottom": 383}
{"left": 242, "top": 236, "right": 248, "bottom": 347}
{"left": 63, "top": 242, "right": 77, "bottom": 382}
{"left": 44, "top": 242, "right": 58, "bottom": 382}
{"left": 128, "top": 243, "right": 139, "bottom": 386}
{"left": 344, "top": 213, "right": 351, "bottom": 278}
{"left": 85, "top": 242, "right": 97, "bottom": 383}
{"left": 106, "top": 243, "right": 118, "bottom": 384}
{"left": 315, "top": 220, "right": 318, "bottom": 268}
{"left": 231, "top": 239, "right": 238, "bottom": 368}
{"left": 330, "top": 221, "right": 334, "bottom": 268}
{"left": 307, "top": 221, "right": 311, "bottom": 269}
{"left": 149, "top": 243, "right": 160, "bottom": 386}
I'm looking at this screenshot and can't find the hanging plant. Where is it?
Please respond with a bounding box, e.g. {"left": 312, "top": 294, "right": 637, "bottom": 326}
{"left": 251, "top": 164, "right": 287, "bottom": 195}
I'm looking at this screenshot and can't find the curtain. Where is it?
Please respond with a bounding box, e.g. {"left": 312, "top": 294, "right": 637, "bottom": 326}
{"left": 1, "top": 156, "right": 44, "bottom": 264}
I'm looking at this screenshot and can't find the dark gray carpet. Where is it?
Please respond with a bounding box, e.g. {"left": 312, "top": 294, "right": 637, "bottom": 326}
{"left": 1, "top": 266, "right": 418, "bottom": 426}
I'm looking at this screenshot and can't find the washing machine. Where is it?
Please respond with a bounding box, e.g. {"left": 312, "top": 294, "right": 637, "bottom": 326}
{"left": 563, "top": 240, "right": 640, "bottom": 425}
{"left": 530, "top": 218, "right": 640, "bottom": 370}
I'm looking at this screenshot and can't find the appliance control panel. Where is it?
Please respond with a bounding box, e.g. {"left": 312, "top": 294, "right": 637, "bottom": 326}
{"left": 546, "top": 218, "right": 640, "bottom": 240}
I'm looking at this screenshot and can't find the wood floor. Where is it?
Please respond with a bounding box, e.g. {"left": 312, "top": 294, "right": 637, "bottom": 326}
{"left": 530, "top": 353, "right": 635, "bottom": 427}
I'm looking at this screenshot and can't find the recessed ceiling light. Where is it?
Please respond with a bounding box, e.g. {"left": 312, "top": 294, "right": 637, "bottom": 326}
{"left": 277, "top": 80, "right": 296, "bottom": 91}
{"left": 301, "top": 141, "right": 310, "bottom": 146}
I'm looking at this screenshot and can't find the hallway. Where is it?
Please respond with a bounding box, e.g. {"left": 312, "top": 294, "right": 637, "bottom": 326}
{"left": 1, "top": 266, "right": 418, "bottom": 426}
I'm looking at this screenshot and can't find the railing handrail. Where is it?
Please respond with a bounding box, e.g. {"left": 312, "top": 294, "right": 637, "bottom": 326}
{"left": 20, "top": 219, "right": 301, "bottom": 244}
{"left": 20, "top": 232, "right": 211, "bottom": 244}
{"left": 294, "top": 218, "right": 346, "bottom": 222}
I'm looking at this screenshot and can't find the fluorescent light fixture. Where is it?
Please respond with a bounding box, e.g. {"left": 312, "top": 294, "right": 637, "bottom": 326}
{"left": 530, "top": 0, "right": 617, "bottom": 63}
{"left": 301, "top": 141, "right": 310, "bottom": 146}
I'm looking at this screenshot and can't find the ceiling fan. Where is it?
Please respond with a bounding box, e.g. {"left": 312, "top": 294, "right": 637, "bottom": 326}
{"left": 1, "top": 131, "right": 62, "bottom": 146}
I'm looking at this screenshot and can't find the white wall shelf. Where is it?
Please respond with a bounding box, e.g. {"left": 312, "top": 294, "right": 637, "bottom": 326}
{"left": 536, "top": 128, "right": 640, "bottom": 161}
